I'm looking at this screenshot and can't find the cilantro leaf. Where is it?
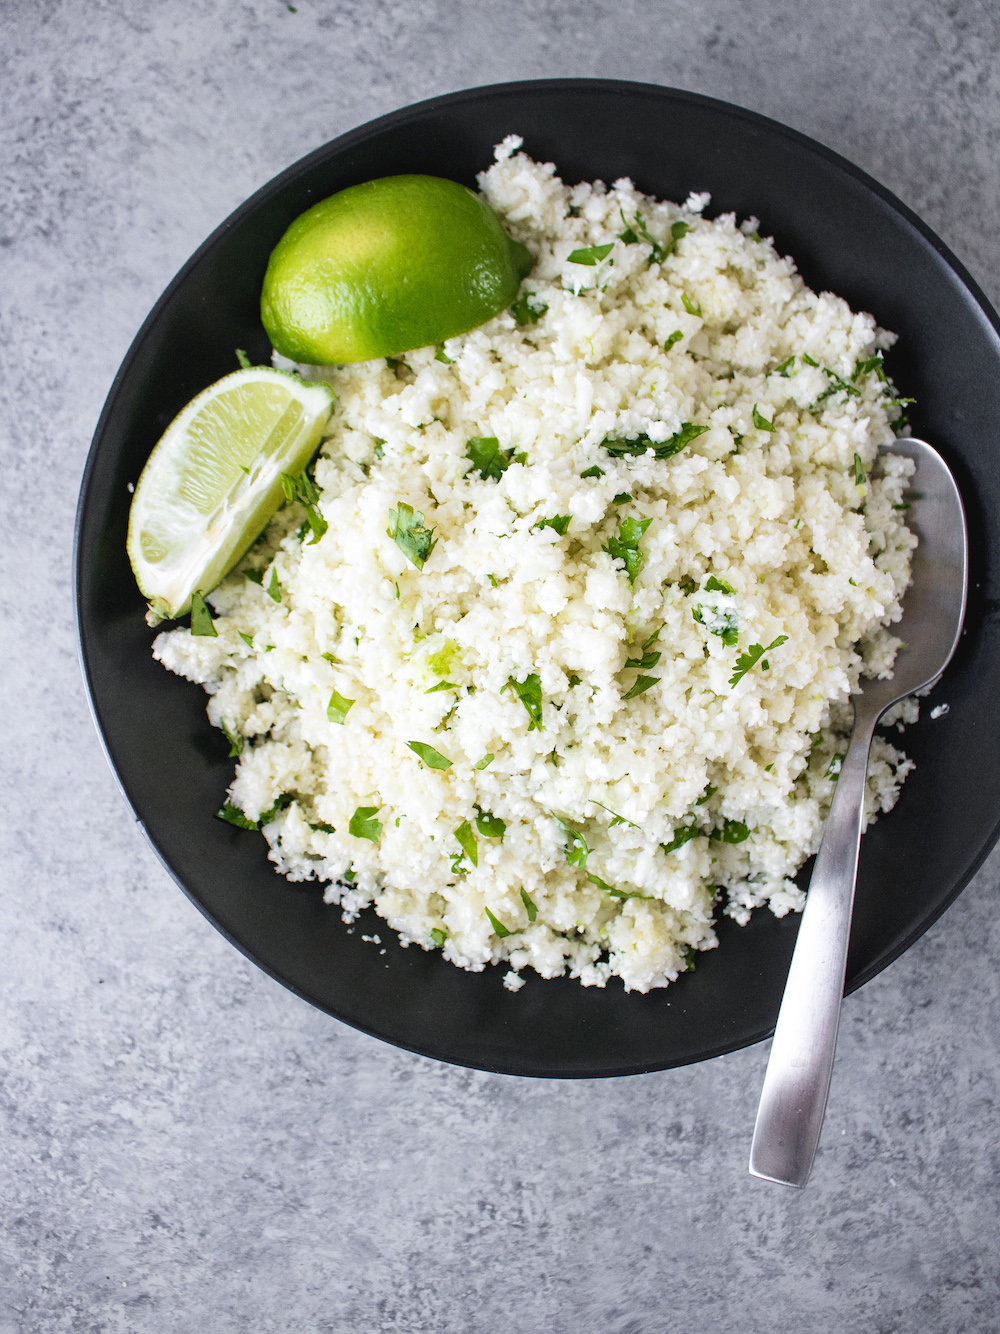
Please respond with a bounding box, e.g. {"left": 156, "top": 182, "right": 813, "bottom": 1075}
{"left": 624, "top": 649, "right": 661, "bottom": 670}
{"left": 373, "top": 439, "right": 385, "bottom": 460}
{"left": 586, "top": 872, "right": 651, "bottom": 901}
{"left": 327, "top": 690, "right": 355, "bottom": 724}
{"left": 510, "top": 292, "right": 548, "bottom": 325}
{"left": 603, "top": 515, "right": 652, "bottom": 585}
{"left": 349, "top": 806, "right": 382, "bottom": 841}
{"left": 454, "top": 820, "right": 478, "bottom": 868}
{"left": 704, "top": 575, "right": 735, "bottom": 594}
{"left": 580, "top": 465, "right": 605, "bottom": 478}
{"left": 430, "top": 927, "right": 447, "bottom": 947}
{"left": 773, "top": 355, "right": 797, "bottom": 377}
{"left": 752, "top": 404, "right": 776, "bottom": 432}
{"left": 474, "top": 753, "right": 495, "bottom": 770}
{"left": 258, "top": 793, "right": 294, "bottom": 826}
{"left": 503, "top": 674, "right": 543, "bottom": 730}
{"left": 612, "top": 492, "right": 631, "bottom": 504}
{"left": 238, "top": 630, "right": 253, "bottom": 648}
{"left": 664, "top": 330, "right": 683, "bottom": 350}
{"left": 661, "top": 823, "right": 700, "bottom": 855}
{"left": 235, "top": 348, "right": 252, "bottom": 369}
{"left": 537, "top": 514, "right": 571, "bottom": 536}
{"left": 693, "top": 603, "right": 739, "bottom": 647}
{"left": 388, "top": 502, "right": 436, "bottom": 570}
{"left": 280, "top": 470, "right": 328, "bottom": 544}
{"left": 854, "top": 452, "right": 867, "bottom": 486}
{"left": 407, "top": 741, "right": 452, "bottom": 770}
{"left": 818, "top": 369, "right": 860, "bottom": 402}
{"left": 567, "top": 242, "right": 614, "bottom": 265}
{"left": 622, "top": 674, "right": 660, "bottom": 700}
{"left": 593, "top": 801, "right": 640, "bottom": 829}
{"left": 696, "top": 785, "right": 718, "bottom": 805}
{"left": 825, "top": 753, "right": 845, "bottom": 780}
{"left": 554, "top": 814, "right": 589, "bottom": 868}
{"left": 520, "top": 888, "right": 538, "bottom": 922}
{"left": 221, "top": 722, "right": 243, "bottom": 757}
{"left": 425, "top": 680, "right": 457, "bottom": 693}
{"left": 802, "top": 353, "right": 819, "bottom": 367}
{"left": 681, "top": 292, "right": 702, "bottom": 317}
{"left": 266, "top": 570, "right": 281, "bottom": 602}
{"left": 435, "top": 347, "right": 455, "bottom": 364}
{"left": 475, "top": 808, "right": 506, "bottom": 838}
{"left": 485, "top": 906, "right": 511, "bottom": 937}
{"left": 711, "top": 818, "right": 751, "bottom": 844}
{"left": 465, "top": 436, "right": 509, "bottom": 481}
{"left": 310, "top": 820, "right": 335, "bottom": 834}
{"left": 729, "top": 635, "right": 789, "bottom": 687}
{"left": 217, "top": 801, "right": 257, "bottom": 830}
{"left": 602, "top": 421, "right": 708, "bottom": 460}
{"left": 643, "top": 624, "right": 663, "bottom": 649}
{"left": 245, "top": 568, "right": 264, "bottom": 586}
{"left": 190, "top": 591, "right": 217, "bottom": 637}
{"left": 854, "top": 352, "right": 887, "bottom": 382}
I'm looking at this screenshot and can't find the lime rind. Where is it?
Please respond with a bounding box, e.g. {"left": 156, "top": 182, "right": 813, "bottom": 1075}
{"left": 127, "top": 367, "right": 334, "bottom": 622}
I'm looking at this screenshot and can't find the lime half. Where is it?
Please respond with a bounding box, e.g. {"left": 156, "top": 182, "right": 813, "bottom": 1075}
{"left": 261, "top": 175, "right": 533, "bottom": 364}
{"left": 127, "top": 367, "right": 334, "bottom": 622}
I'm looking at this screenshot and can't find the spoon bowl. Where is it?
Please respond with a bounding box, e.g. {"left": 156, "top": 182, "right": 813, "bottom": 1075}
{"left": 749, "top": 438, "right": 968, "bottom": 1187}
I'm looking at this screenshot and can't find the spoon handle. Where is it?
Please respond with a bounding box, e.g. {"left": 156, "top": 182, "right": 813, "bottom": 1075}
{"left": 749, "top": 706, "right": 878, "bottom": 1187}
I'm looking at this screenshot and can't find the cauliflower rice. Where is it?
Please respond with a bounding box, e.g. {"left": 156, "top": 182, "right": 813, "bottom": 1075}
{"left": 154, "top": 137, "right": 918, "bottom": 993}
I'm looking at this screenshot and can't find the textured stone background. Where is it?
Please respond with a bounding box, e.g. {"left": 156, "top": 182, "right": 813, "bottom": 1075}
{"left": 4, "top": 2, "right": 1000, "bottom": 1330}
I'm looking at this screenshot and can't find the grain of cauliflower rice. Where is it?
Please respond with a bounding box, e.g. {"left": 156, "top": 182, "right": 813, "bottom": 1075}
{"left": 155, "top": 137, "right": 919, "bottom": 993}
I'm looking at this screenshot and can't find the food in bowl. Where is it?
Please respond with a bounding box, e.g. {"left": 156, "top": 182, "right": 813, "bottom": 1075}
{"left": 148, "top": 137, "right": 918, "bottom": 993}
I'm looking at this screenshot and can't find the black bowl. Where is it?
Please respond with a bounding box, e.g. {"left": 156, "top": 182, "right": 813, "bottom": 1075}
{"left": 76, "top": 80, "right": 1000, "bottom": 1077}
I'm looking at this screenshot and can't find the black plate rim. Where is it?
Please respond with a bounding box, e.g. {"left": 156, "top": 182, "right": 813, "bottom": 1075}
{"left": 75, "top": 77, "right": 1000, "bottom": 1077}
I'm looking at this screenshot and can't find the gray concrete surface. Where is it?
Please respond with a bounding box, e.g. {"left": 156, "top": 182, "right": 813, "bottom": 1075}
{"left": 4, "top": 1, "right": 1000, "bottom": 1330}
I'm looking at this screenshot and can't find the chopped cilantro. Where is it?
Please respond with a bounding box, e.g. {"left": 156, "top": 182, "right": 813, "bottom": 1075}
{"left": 643, "top": 624, "right": 663, "bottom": 649}
{"left": 238, "top": 630, "right": 253, "bottom": 648}
{"left": 435, "top": 347, "right": 455, "bottom": 363}
{"left": 430, "top": 927, "right": 448, "bottom": 947}
{"left": 711, "top": 818, "right": 751, "bottom": 844}
{"left": 485, "top": 906, "right": 511, "bottom": 937}
{"left": 774, "top": 355, "right": 797, "bottom": 377}
{"left": 190, "top": 591, "right": 217, "bottom": 637}
{"left": 602, "top": 421, "right": 708, "bottom": 460}
{"left": 221, "top": 722, "right": 243, "bottom": 757}
{"left": 705, "top": 575, "right": 735, "bottom": 594}
{"left": 475, "top": 808, "right": 506, "bottom": 838}
{"left": 258, "top": 793, "right": 294, "bottom": 826}
{"left": 618, "top": 211, "right": 688, "bottom": 265}
{"left": 474, "top": 753, "right": 495, "bottom": 770}
{"left": 373, "top": 439, "right": 385, "bottom": 460}
{"left": 661, "top": 823, "right": 700, "bottom": 854}
{"left": 218, "top": 802, "right": 257, "bottom": 830}
{"left": 235, "top": 348, "right": 252, "bottom": 369}
{"left": 586, "top": 872, "right": 651, "bottom": 901}
{"left": 692, "top": 603, "right": 739, "bottom": 647}
{"left": 567, "top": 242, "right": 614, "bottom": 265}
{"left": 349, "top": 806, "right": 382, "bottom": 842}
{"left": 488, "top": 574, "right": 498, "bottom": 587}
{"left": 696, "top": 785, "right": 717, "bottom": 805}
{"left": 388, "top": 502, "right": 436, "bottom": 570}
{"left": 425, "top": 680, "right": 457, "bottom": 694}
{"left": 503, "top": 674, "right": 543, "bottom": 730}
{"left": 664, "top": 330, "right": 684, "bottom": 350}
{"left": 266, "top": 570, "right": 281, "bottom": 602}
{"left": 603, "top": 515, "right": 652, "bottom": 584}
{"left": 622, "top": 674, "right": 659, "bottom": 700}
{"left": 310, "top": 821, "right": 336, "bottom": 834}
{"left": 327, "top": 690, "right": 355, "bottom": 724}
{"left": 854, "top": 352, "right": 887, "bottom": 382}
{"left": 681, "top": 292, "right": 702, "bottom": 317}
{"left": 245, "top": 569, "right": 264, "bottom": 585}
{"left": 624, "top": 649, "right": 661, "bottom": 669}
{"left": 612, "top": 492, "right": 631, "bottom": 504}
{"left": 554, "top": 815, "right": 589, "bottom": 868}
{"left": 537, "top": 514, "right": 571, "bottom": 536}
{"left": 454, "top": 820, "right": 478, "bottom": 868}
{"left": 802, "top": 353, "right": 819, "bottom": 367}
{"left": 580, "top": 465, "right": 605, "bottom": 478}
{"left": 682, "top": 944, "right": 698, "bottom": 972}
{"left": 729, "top": 635, "right": 789, "bottom": 687}
{"left": 678, "top": 576, "right": 697, "bottom": 596}
{"left": 825, "top": 753, "right": 845, "bottom": 780}
{"left": 567, "top": 674, "right": 582, "bottom": 688}
{"left": 520, "top": 888, "right": 538, "bottom": 922}
{"left": 407, "top": 741, "right": 452, "bottom": 770}
{"left": 752, "top": 404, "right": 776, "bottom": 432}
{"left": 594, "top": 801, "right": 639, "bottom": 829}
{"left": 280, "top": 470, "right": 328, "bottom": 544}
{"left": 465, "top": 436, "right": 510, "bottom": 482}
{"left": 854, "top": 452, "right": 867, "bottom": 486}
{"left": 510, "top": 292, "right": 548, "bottom": 325}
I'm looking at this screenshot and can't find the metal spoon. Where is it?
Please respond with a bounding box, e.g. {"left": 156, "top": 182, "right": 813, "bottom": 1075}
{"left": 749, "top": 439, "right": 968, "bottom": 1188}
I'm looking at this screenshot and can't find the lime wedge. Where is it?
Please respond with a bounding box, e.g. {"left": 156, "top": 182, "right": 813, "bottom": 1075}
{"left": 127, "top": 367, "right": 334, "bottom": 622}
{"left": 261, "top": 175, "right": 533, "bottom": 364}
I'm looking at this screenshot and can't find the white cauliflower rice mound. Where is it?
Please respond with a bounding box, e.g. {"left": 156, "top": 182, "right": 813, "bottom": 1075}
{"left": 155, "top": 138, "right": 919, "bottom": 993}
